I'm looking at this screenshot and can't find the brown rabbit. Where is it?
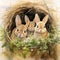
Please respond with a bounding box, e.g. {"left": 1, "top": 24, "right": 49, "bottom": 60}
{"left": 11, "top": 15, "right": 28, "bottom": 40}
{"left": 25, "top": 15, "right": 35, "bottom": 36}
{"left": 34, "top": 14, "right": 49, "bottom": 39}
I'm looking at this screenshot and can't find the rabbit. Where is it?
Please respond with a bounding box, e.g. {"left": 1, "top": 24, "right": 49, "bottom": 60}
{"left": 11, "top": 15, "right": 28, "bottom": 40}
{"left": 25, "top": 15, "right": 35, "bottom": 36}
{"left": 34, "top": 14, "right": 49, "bottom": 39}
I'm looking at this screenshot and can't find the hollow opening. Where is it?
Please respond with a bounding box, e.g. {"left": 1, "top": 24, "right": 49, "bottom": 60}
{"left": 7, "top": 7, "right": 52, "bottom": 35}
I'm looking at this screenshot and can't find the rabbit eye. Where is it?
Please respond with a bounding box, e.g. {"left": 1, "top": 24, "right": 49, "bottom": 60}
{"left": 24, "top": 30, "right": 27, "bottom": 33}
{"left": 17, "top": 29, "right": 19, "bottom": 31}
{"left": 37, "top": 26, "right": 38, "bottom": 28}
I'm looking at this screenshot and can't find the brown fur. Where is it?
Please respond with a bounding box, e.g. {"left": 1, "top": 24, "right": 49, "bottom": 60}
{"left": 34, "top": 14, "right": 49, "bottom": 39}
{"left": 11, "top": 15, "right": 28, "bottom": 40}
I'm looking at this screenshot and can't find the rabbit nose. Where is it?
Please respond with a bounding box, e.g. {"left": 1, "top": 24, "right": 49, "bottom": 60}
{"left": 42, "top": 30, "right": 45, "bottom": 33}
{"left": 39, "top": 29, "right": 41, "bottom": 32}
{"left": 18, "top": 34, "right": 21, "bottom": 37}
{"left": 20, "top": 34, "right": 24, "bottom": 38}
{"left": 28, "top": 27, "right": 34, "bottom": 31}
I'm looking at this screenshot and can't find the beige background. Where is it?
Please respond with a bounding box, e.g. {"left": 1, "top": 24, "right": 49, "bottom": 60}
{"left": 0, "top": 0, "right": 60, "bottom": 60}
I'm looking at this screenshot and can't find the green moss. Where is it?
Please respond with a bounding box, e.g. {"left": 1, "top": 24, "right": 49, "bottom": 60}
{"left": 0, "top": 26, "right": 60, "bottom": 58}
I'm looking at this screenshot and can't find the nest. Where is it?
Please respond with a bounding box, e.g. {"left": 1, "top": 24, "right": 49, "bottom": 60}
{"left": 1, "top": 1, "right": 59, "bottom": 59}
{"left": 3, "top": 2, "right": 55, "bottom": 36}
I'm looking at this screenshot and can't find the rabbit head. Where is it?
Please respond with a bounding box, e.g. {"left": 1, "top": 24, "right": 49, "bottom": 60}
{"left": 25, "top": 15, "right": 35, "bottom": 32}
{"left": 34, "top": 14, "right": 49, "bottom": 33}
{"left": 14, "top": 15, "right": 28, "bottom": 38}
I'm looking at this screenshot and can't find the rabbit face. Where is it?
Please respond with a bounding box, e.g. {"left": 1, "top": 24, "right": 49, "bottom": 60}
{"left": 35, "top": 22, "right": 46, "bottom": 33}
{"left": 14, "top": 15, "right": 28, "bottom": 38}
{"left": 25, "top": 15, "right": 35, "bottom": 32}
{"left": 28, "top": 21, "right": 35, "bottom": 31}
{"left": 34, "top": 14, "right": 49, "bottom": 33}
{"left": 15, "top": 25, "right": 27, "bottom": 38}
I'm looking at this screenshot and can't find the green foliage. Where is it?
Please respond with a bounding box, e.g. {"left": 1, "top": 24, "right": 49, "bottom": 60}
{"left": 0, "top": 26, "right": 60, "bottom": 58}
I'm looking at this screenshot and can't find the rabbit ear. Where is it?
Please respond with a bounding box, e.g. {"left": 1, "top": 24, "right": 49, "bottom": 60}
{"left": 42, "top": 15, "right": 49, "bottom": 24}
{"left": 34, "top": 14, "right": 40, "bottom": 23}
{"left": 25, "top": 15, "right": 30, "bottom": 28}
{"left": 25, "top": 15, "right": 30, "bottom": 23}
{"left": 15, "top": 15, "right": 21, "bottom": 26}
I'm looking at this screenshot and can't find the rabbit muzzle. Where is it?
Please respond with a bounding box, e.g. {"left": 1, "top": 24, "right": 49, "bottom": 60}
{"left": 28, "top": 27, "right": 34, "bottom": 32}
{"left": 16, "top": 33, "right": 27, "bottom": 38}
{"left": 35, "top": 28, "right": 46, "bottom": 34}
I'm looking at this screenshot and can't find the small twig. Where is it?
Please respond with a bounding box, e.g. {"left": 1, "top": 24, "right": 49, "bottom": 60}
{"left": 25, "top": 8, "right": 33, "bottom": 14}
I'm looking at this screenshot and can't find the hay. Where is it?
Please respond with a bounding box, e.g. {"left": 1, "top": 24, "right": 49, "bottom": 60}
{"left": 1, "top": 1, "right": 59, "bottom": 59}
{"left": 3, "top": 2, "right": 55, "bottom": 36}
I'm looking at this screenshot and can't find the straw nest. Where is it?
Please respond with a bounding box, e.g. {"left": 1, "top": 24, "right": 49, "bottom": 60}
{"left": 1, "top": 1, "right": 59, "bottom": 59}
{"left": 3, "top": 2, "right": 55, "bottom": 36}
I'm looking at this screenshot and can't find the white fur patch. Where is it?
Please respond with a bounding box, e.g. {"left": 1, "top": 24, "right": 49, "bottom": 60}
{"left": 37, "top": 22, "right": 45, "bottom": 25}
